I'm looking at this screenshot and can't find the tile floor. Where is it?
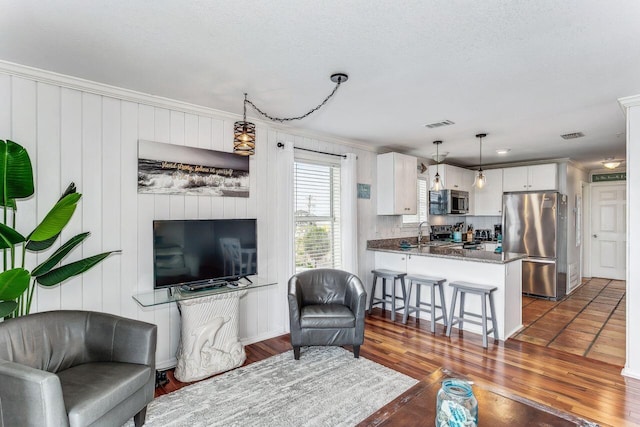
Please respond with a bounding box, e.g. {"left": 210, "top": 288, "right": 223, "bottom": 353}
{"left": 513, "top": 277, "right": 626, "bottom": 366}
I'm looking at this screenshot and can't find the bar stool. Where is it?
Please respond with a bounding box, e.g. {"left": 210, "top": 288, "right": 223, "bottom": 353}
{"left": 402, "top": 274, "right": 448, "bottom": 333}
{"left": 446, "top": 281, "right": 499, "bottom": 348}
{"left": 368, "top": 269, "right": 407, "bottom": 321}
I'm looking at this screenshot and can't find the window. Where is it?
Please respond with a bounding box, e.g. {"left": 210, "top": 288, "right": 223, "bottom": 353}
{"left": 294, "top": 160, "right": 341, "bottom": 271}
{"left": 402, "top": 177, "right": 428, "bottom": 225}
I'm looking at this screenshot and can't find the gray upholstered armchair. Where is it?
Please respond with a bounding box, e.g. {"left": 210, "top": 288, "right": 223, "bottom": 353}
{"left": 288, "top": 268, "right": 366, "bottom": 360}
{"left": 0, "top": 310, "right": 157, "bottom": 427}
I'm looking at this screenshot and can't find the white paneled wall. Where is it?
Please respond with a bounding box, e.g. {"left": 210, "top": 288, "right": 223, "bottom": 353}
{"left": 0, "top": 64, "right": 380, "bottom": 368}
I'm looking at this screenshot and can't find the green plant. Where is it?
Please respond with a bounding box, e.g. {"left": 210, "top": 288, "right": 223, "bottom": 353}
{"left": 301, "top": 224, "right": 331, "bottom": 268}
{"left": 0, "top": 139, "right": 119, "bottom": 318}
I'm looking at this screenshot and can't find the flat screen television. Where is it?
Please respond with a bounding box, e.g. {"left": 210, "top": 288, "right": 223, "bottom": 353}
{"left": 153, "top": 219, "right": 257, "bottom": 289}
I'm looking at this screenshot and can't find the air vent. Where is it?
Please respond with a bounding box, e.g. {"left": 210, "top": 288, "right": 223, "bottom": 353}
{"left": 560, "top": 132, "right": 585, "bottom": 140}
{"left": 424, "top": 120, "right": 455, "bottom": 129}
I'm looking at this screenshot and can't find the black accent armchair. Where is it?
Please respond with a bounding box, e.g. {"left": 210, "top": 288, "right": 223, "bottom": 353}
{"left": 0, "top": 310, "right": 157, "bottom": 427}
{"left": 287, "top": 268, "right": 366, "bottom": 359}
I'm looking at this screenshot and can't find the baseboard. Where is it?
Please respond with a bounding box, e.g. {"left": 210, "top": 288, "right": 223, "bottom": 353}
{"left": 157, "top": 357, "right": 178, "bottom": 371}
{"left": 621, "top": 367, "right": 640, "bottom": 380}
{"left": 241, "top": 329, "right": 288, "bottom": 346}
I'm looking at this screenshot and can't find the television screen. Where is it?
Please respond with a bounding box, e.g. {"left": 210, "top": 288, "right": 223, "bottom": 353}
{"left": 153, "top": 219, "right": 257, "bottom": 289}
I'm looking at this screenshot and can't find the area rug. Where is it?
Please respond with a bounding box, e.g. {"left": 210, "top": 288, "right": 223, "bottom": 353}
{"left": 126, "top": 346, "right": 418, "bottom": 427}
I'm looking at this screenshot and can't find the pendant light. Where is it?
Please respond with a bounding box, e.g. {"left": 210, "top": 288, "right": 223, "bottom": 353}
{"left": 474, "top": 133, "right": 487, "bottom": 189}
{"left": 233, "top": 93, "right": 256, "bottom": 156}
{"left": 233, "top": 73, "right": 348, "bottom": 156}
{"left": 431, "top": 140, "right": 444, "bottom": 191}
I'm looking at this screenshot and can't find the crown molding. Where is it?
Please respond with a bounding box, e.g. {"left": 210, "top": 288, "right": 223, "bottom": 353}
{"left": 618, "top": 94, "right": 640, "bottom": 114}
{"left": 0, "top": 60, "right": 377, "bottom": 154}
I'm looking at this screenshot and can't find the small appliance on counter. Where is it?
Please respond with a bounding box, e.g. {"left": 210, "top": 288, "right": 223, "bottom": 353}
{"left": 430, "top": 225, "right": 453, "bottom": 241}
{"left": 474, "top": 229, "right": 493, "bottom": 241}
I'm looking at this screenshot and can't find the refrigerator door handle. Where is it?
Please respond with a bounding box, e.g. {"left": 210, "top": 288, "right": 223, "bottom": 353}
{"left": 525, "top": 257, "right": 556, "bottom": 264}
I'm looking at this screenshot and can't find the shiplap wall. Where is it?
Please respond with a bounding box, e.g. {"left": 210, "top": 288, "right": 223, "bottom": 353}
{"left": 0, "top": 64, "right": 380, "bottom": 368}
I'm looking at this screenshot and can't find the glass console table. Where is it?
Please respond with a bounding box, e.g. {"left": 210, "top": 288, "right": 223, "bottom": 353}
{"left": 132, "top": 276, "right": 277, "bottom": 382}
{"left": 132, "top": 276, "right": 276, "bottom": 307}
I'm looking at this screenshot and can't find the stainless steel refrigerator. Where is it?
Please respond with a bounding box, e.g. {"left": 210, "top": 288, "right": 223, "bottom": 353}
{"left": 502, "top": 192, "right": 567, "bottom": 299}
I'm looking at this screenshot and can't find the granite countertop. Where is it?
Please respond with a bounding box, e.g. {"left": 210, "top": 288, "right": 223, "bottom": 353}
{"left": 367, "top": 238, "right": 526, "bottom": 265}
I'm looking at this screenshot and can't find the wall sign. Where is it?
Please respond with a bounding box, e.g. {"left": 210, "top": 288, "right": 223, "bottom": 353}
{"left": 592, "top": 172, "right": 626, "bottom": 182}
{"left": 357, "top": 183, "right": 371, "bottom": 199}
{"left": 138, "top": 140, "right": 249, "bottom": 197}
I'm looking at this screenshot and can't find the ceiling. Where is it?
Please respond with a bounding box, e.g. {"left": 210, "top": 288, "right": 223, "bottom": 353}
{"left": 2, "top": 0, "right": 639, "bottom": 170}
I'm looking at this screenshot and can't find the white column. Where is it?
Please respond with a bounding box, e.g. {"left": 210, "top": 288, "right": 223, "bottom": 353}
{"left": 619, "top": 94, "right": 640, "bottom": 379}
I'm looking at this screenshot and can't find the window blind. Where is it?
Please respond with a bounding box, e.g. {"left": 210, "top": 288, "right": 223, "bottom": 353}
{"left": 403, "top": 177, "right": 428, "bottom": 225}
{"left": 294, "top": 160, "right": 341, "bottom": 271}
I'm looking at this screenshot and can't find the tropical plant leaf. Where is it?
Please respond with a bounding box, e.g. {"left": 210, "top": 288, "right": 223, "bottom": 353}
{"left": 0, "top": 268, "right": 30, "bottom": 300}
{"left": 36, "top": 251, "right": 120, "bottom": 286}
{"left": 28, "top": 193, "right": 81, "bottom": 242}
{"left": 25, "top": 184, "right": 79, "bottom": 251}
{"left": 25, "top": 234, "right": 58, "bottom": 251}
{"left": 0, "top": 301, "right": 18, "bottom": 318}
{"left": 0, "top": 140, "right": 35, "bottom": 207}
{"left": 0, "top": 223, "right": 26, "bottom": 249}
{"left": 31, "top": 232, "right": 90, "bottom": 276}
{"left": 59, "top": 182, "right": 77, "bottom": 200}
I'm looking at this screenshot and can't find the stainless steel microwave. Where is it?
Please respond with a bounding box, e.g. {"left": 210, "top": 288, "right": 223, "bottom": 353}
{"left": 429, "top": 189, "right": 469, "bottom": 215}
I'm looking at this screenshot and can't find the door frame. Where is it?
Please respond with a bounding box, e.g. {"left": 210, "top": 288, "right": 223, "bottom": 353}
{"left": 583, "top": 182, "right": 592, "bottom": 278}
{"left": 586, "top": 181, "right": 627, "bottom": 279}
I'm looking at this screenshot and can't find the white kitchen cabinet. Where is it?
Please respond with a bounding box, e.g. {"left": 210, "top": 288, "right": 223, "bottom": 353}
{"left": 377, "top": 152, "right": 417, "bottom": 215}
{"left": 374, "top": 251, "right": 408, "bottom": 272}
{"left": 528, "top": 164, "right": 558, "bottom": 190}
{"left": 442, "top": 164, "right": 474, "bottom": 192}
{"left": 473, "top": 168, "right": 504, "bottom": 215}
{"left": 502, "top": 164, "right": 557, "bottom": 192}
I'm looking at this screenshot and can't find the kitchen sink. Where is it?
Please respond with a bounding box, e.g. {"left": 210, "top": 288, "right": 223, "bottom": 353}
{"left": 423, "top": 241, "right": 457, "bottom": 247}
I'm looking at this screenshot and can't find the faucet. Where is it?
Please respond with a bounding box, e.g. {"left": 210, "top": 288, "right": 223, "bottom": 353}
{"left": 417, "top": 221, "right": 430, "bottom": 247}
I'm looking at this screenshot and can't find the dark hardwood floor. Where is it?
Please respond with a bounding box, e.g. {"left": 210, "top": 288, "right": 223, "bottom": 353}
{"left": 157, "top": 309, "right": 640, "bottom": 427}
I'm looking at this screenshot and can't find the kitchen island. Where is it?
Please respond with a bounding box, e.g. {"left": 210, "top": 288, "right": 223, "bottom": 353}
{"left": 367, "top": 239, "right": 526, "bottom": 340}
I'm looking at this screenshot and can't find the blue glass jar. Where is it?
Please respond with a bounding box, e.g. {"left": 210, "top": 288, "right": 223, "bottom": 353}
{"left": 436, "top": 378, "right": 478, "bottom": 427}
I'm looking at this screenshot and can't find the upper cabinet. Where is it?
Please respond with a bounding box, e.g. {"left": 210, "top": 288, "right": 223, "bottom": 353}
{"left": 502, "top": 164, "right": 557, "bottom": 192}
{"left": 473, "top": 168, "right": 504, "bottom": 216}
{"left": 442, "top": 164, "right": 474, "bottom": 192}
{"left": 377, "top": 152, "right": 417, "bottom": 215}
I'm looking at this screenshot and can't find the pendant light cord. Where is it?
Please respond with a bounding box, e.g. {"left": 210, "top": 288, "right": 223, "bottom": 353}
{"left": 476, "top": 133, "right": 487, "bottom": 172}
{"left": 479, "top": 136, "right": 482, "bottom": 171}
{"left": 244, "top": 77, "right": 345, "bottom": 123}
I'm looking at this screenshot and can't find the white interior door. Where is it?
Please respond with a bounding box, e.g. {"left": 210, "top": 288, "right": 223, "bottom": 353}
{"left": 590, "top": 183, "right": 626, "bottom": 279}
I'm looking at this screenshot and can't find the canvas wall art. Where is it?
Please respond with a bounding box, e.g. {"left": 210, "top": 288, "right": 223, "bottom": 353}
{"left": 138, "top": 140, "right": 249, "bottom": 197}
